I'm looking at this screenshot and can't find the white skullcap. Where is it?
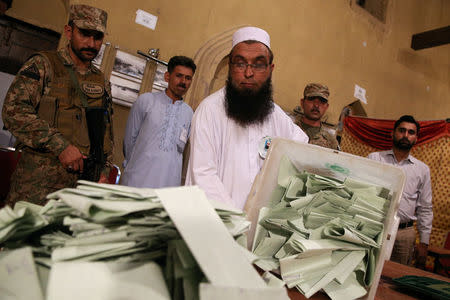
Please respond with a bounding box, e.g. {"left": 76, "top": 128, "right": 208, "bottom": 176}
{"left": 232, "top": 26, "right": 270, "bottom": 49}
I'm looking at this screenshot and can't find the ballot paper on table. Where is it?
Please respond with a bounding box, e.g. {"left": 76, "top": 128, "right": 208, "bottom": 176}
{"left": 156, "top": 186, "right": 289, "bottom": 300}
{"left": 0, "top": 205, "right": 47, "bottom": 243}
{"left": 46, "top": 261, "right": 170, "bottom": 300}
{"left": 0, "top": 247, "right": 44, "bottom": 300}
{"left": 1, "top": 181, "right": 286, "bottom": 300}
{"left": 156, "top": 186, "right": 266, "bottom": 288}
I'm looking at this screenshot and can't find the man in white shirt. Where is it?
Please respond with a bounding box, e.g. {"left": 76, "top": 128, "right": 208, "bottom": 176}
{"left": 368, "top": 115, "right": 433, "bottom": 268}
{"left": 186, "top": 26, "right": 308, "bottom": 209}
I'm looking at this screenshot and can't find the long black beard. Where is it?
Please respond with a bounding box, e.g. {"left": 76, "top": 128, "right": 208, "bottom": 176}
{"left": 224, "top": 75, "right": 274, "bottom": 127}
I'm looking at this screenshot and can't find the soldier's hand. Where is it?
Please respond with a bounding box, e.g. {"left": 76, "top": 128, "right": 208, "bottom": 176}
{"left": 58, "top": 144, "right": 86, "bottom": 172}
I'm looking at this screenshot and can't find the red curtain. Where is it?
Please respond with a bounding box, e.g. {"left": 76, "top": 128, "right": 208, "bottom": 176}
{"left": 344, "top": 116, "right": 450, "bottom": 150}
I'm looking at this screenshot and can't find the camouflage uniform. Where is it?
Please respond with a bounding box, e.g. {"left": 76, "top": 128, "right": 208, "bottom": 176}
{"left": 297, "top": 119, "right": 339, "bottom": 150}
{"left": 2, "top": 46, "right": 114, "bottom": 206}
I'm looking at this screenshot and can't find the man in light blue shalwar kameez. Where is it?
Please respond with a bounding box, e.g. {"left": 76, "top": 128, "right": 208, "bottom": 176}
{"left": 121, "top": 56, "right": 196, "bottom": 188}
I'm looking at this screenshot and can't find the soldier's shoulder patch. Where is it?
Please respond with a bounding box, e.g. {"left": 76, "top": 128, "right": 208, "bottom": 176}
{"left": 20, "top": 63, "right": 40, "bottom": 80}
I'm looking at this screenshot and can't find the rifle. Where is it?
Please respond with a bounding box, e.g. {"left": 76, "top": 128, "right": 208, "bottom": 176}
{"left": 79, "top": 107, "right": 107, "bottom": 182}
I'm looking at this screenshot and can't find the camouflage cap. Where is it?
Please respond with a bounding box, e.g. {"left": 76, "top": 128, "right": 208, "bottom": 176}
{"left": 303, "top": 83, "right": 330, "bottom": 101}
{"left": 69, "top": 4, "right": 107, "bottom": 33}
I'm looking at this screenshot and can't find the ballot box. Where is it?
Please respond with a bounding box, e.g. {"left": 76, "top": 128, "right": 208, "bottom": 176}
{"left": 245, "top": 138, "right": 405, "bottom": 300}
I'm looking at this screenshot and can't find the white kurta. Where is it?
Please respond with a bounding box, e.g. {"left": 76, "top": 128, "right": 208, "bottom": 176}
{"left": 186, "top": 87, "right": 308, "bottom": 209}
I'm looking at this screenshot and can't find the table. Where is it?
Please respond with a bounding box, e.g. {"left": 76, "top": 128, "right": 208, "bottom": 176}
{"left": 427, "top": 245, "right": 450, "bottom": 274}
{"left": 285, "top": 260, "right": 449, "bottom": 300}
{"left": 376, "top": 260, "right": 449, "bottom": 300}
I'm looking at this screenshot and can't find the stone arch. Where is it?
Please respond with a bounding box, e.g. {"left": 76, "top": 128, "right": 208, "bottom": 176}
{"left": 184, "top": 25, "right": 249, "bottom": 111}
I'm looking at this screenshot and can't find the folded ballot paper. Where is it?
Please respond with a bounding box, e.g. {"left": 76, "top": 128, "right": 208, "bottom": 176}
{"left": 251, "top": 155, "right": 393, "bottom": 300}
{"left": 0, "top": 182, "right": 288, "bottom": 300}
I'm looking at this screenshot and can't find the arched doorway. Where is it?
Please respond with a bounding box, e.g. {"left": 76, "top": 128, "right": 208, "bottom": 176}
{"left": 184, "top": 25, "right": 249, "bottom": 111}
{"left": 209, "top": 56, "right": 228, "bottom": 96}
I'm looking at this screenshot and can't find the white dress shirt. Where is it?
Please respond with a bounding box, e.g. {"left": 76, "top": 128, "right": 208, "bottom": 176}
{"left": 368, "top": 150, "right": 433, "bottom": 244}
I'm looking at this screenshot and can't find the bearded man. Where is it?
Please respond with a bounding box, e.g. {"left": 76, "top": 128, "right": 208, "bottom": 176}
{"left": 2, "top": 4, "right": 113, "bottom": 206}
{"left": 368, "top": 115, "right": 433, "bottom": 269}
{"left": 185, "top": 26, "right": 308, "bottom": 210}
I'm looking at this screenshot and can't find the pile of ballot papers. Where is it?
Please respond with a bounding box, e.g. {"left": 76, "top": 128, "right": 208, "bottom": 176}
{"left": 1, "top": 182, "right": 289, "bottom": 300}
{"left": 251, "top": 156, "right": 392, "bottom": 300}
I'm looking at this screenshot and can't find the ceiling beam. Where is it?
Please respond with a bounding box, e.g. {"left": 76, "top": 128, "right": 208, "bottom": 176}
{"left": 411, "top": 25, "right": 450, "bottom": 50}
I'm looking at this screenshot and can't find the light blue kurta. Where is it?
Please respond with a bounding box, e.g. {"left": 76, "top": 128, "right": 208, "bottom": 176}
{"left": 121, "top": 91, "right": 193, "bottom": 188}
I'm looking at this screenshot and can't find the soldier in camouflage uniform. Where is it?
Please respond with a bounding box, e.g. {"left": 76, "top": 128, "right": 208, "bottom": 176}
{"left": 295, "top": 83, "right": 339, "bottom": 150}
{"left": 2, "top": 4, "right": 113, "bottom": 206}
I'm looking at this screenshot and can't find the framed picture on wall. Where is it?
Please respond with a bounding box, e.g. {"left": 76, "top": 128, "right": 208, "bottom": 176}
{"left": 151, "top": 63, "right": 168, "bottom": 92}
{"left": 110, "top": 49, "right": 146, "bottom": 107}
{"left": 112, "top": 50, "right": 146, "bottom": 81}
{"left": 110, "top": 75, "right": 140, "bottom": 107}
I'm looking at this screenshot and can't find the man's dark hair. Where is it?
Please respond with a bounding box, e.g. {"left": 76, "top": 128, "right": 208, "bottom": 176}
{"left": 167, "top": 56, "right": 196, "bottom": 74}
{"left": 229, "top": 40, "right": 274, "bottom": 64}
{"left": 394, "top": 115, "right": 420, "bottom": 134}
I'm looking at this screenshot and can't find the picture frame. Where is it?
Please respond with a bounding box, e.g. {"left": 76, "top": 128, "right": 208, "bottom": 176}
{"left": 110, "top": 49, "right": 146, "bottom": 106}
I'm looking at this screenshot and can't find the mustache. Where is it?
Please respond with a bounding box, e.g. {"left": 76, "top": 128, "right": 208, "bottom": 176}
{"left": 394, "top": 137, "right": 414, "bottom": 150}
{"left": 399, "top": 137, "right": 411, "bottom": 143}
{"left": 177, "top": 83, "right": 186, "bottom": 89}
{"left": 80, "top": 48, "right": 98, "bottom": 54}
